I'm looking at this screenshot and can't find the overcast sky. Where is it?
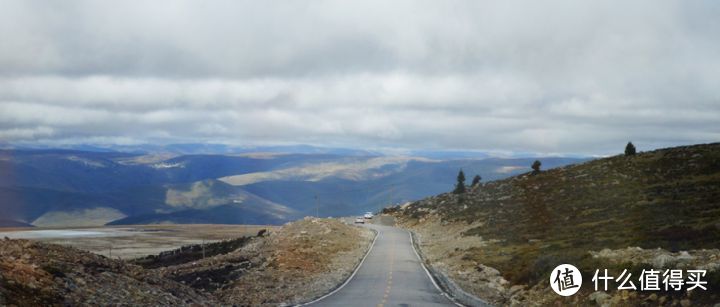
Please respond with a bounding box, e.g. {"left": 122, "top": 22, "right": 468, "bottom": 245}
{"left": 1, "top": 0, "right": 719, "bottom": 155}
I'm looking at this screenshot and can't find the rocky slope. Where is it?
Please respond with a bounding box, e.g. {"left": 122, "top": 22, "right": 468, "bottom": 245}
{"left": 0, "top": 218, "right": 373, "bottom": 306}
{"left": 151, "top": 218, "right": 375, "bottom": 306}
{"left": 0, "top": 238, "right": 215, "bottom": 306}
{"left": 389, "top": 142, "right": 720, "bottom": 306}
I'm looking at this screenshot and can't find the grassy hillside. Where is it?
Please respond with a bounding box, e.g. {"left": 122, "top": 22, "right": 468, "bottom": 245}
{"left": 391, "top": 143, "right": 720, "bottom": 305}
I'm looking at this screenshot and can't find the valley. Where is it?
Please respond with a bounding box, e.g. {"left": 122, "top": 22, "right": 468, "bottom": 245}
{"left": 0, "top": 147, "right": 584, "bottom": 227}
{"left": 1, "top": 143, "right": 719, "bottom": 306}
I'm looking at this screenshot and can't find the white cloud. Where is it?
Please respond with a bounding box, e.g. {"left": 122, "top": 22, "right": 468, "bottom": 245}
{"left": 0, "top": 126, "right": 55, "bottom": 140}
{"left": 0, "top": 0, "right": 718, "bottom": 155}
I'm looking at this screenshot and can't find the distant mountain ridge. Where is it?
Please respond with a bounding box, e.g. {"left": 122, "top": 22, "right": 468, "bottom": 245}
{"left": 0, "top": 147, "right": 586, "bottom": 226}
{"left": 6, "top": 142, "right": 590, "bottom": 159}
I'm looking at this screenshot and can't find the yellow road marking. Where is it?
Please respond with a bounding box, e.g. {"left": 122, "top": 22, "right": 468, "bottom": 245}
{"left": 378, "top": 235, "right": 399, "bottom": 306}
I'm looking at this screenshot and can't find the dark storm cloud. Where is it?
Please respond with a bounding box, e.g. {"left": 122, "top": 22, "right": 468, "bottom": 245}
{"left": 0, "top": 0, "right": 719, "bottom": 155}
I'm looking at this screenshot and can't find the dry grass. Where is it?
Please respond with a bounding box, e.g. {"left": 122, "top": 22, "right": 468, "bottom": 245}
{"left": 395, "top": 143, "right": 720, "bottom": 305}
{"left": 217, "top": 218, "right": 374, "bottom": 305}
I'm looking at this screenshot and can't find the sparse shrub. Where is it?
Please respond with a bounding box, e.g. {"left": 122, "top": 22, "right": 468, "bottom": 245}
{"left": 625, "top": 141, "right": 637, "bottom": 156}
{"left": 257, "top": 229, "right": 267, "bottom": 237}
{"left": 471, "top": 175, "right": 481, "bottom": 187}
{"left": 453, "top": 169, "right": 466, "bottom": 194}
{"left": 409, "top": 210, "right": 428, "bottom": 219}
{"left": 531, "top": 160, "right": 541, "bottom": 175}
{"left": 381, "top": 206, "right": 400, "bottom": 214}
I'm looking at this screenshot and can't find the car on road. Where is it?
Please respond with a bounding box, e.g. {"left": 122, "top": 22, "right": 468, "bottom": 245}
{"left": 354, "top": 217, "right": 365, "bottom": 224}
{"left": 364, "top": 212, "right": 374, "bottom": 219}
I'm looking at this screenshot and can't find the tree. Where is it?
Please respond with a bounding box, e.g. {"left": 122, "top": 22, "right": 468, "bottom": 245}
{"left": 453, "top": 169, "right": 466, "bottom": 194}
{"left": 471, "top": 175, "right": 482, "bottom": 187}
{"left": 531, "top": 160, "right": 542, "bottom": 175}
{"left": 625, "top": 142, "right": 636, "bottom": 156}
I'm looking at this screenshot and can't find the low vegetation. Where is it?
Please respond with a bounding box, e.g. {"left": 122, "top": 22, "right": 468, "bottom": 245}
{"left": 392, "top": 142, "right": 720, "bottom": 305}
{"left": 0, "top": 218, "right": 373, "bottom": 306}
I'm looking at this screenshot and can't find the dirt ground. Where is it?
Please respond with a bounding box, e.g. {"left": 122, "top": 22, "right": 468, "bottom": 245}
{"left": 0, "top": 219, "right": 374, "bottom": 306}
{"left": 153, "top": 218, "right": 376, "bottom": 306}
{"left": 0, "top": 224, "right": 275, "bottom": 259}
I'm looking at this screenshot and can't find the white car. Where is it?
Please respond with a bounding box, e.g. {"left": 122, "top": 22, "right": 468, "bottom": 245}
{"left": 354, "top": 217, "right": 365, "bottom": 224}
{"left": 364, "top": 212, "right": 374, "bottom": 219}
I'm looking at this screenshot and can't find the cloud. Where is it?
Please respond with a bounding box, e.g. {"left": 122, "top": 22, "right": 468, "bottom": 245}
{"left": 0, "top": 126, "right": 55, "bottom": 140}
{"left": 0, "top": 0, "right": 719, "bottom": 155}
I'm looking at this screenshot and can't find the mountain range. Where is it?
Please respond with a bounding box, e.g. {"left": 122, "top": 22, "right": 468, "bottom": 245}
{"left": 0, "top": 145, "right": 586, "bottom": 226}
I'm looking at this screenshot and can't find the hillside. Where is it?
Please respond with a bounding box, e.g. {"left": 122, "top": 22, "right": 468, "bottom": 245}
{"left": 0, "top": 148, "right": 583, "bottom": 226}
{"left": 0, "top": 238, "right": 215, "bottom": 305}
{"left": 239, "top": 157, "right": 584, "bottom": 217}
{"left": 389, "top": 143, "right": 720, "bottom": 306}
{"left": 0, "top": 218, "right": 373, "bottom": 306}
{"left": 0, "top": 219, "right": 33, "bottom": 228}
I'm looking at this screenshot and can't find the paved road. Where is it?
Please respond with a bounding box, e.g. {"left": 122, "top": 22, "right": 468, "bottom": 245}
{"left": 309, "top": 223, "right": 456, "bottom": 307}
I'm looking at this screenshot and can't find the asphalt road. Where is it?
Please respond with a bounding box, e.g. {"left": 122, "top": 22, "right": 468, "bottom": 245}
{"left": 308, "top": 222, "right": 456, "bottom": 307}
